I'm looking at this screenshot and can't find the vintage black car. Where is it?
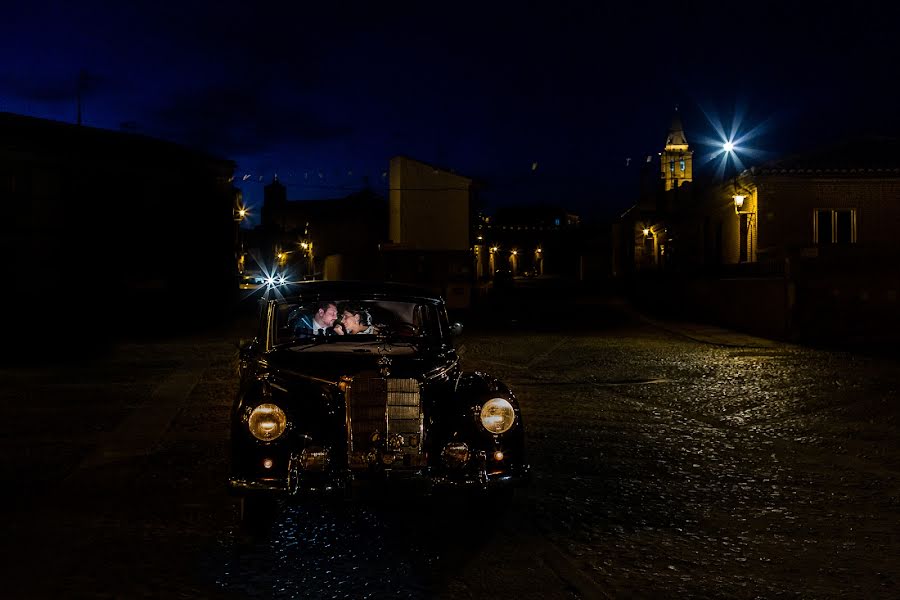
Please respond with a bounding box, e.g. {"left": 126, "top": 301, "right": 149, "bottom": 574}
{"left": 228, "top": 281, "right": 530, "bottom": 504}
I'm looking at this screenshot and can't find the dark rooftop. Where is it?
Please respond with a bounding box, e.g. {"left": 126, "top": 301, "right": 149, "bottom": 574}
{"left": 0, "top": 111, "right": 234, "bottom": 170}
{"left": 752, "top": 135, "right": 900, "bottom": 175}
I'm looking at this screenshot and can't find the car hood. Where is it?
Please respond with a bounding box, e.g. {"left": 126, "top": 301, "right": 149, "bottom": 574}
{"left": 264, "top": 341, "right": 456, "bottom": 383}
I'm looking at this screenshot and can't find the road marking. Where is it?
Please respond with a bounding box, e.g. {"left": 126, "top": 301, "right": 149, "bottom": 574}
{"left": 520, "top": 378, "right": 670, "bottom": 387}
{"left": 526, "top": 336, "right": 571, "bottom": 369}
{"left": 70, "top": 358, "right": 209, "bottom": 474}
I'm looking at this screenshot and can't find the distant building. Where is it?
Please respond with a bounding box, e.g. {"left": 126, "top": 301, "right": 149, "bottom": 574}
{"left": 622, "top": 114, "right": 900, "bottom": 343}
{"left": 257, "top": 177, "right": 387, "bottom": 280}
{"left": 695, "top": 136, "right": 900, "bottom": 342}
{"left": 660, "top": 108, "right": 693, "bottom": 193}
{"left": 383, "top": 156, "right": 477, "bottom": 308}
{"left": 481, "top": 205, "right": 581, "bottom": 278}
{"left": 388, "top": 155, "right": 473, "bottom": 251}
{"left": 615, "top": 109, "right": 695, "bottom": 276}
{"left": 702, "top": 136, "right": 900, "bottom": 266}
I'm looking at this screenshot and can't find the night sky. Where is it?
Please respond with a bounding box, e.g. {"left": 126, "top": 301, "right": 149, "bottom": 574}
{"left": 3, "top": 1, "right": 898, "bottom": 223}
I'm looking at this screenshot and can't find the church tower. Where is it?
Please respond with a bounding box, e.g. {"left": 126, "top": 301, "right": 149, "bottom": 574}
{"left": 660, "top": 108, "right": 693, "bottom": 192}
{"left": 261, "top": 175, "right": 287, "bottom": 231}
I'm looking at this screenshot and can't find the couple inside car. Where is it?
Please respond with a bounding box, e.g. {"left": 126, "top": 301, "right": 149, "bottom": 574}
{"left": 291, "top": 301, "right": 377, "bottom": 337}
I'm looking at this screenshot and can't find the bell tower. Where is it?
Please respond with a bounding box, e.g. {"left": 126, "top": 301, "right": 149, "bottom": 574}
{"left": 660, "top": 108, "right": 693, "bottom": 192}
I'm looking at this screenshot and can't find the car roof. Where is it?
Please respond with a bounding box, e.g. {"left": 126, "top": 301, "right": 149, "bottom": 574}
{"left": 266, "top": 280, "right": 445, "bottom": 303}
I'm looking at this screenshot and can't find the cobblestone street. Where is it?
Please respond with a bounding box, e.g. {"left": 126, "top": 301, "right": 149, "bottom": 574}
{"left": 1, "top": 298, "right": 898, "bottom": 599}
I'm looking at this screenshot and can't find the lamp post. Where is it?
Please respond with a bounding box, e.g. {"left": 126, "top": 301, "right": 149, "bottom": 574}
{"left": 299, "top": 240, "right": 314, "bottom": 279}
{"left": 234, "top": 204, "right": 248, "bottom": 273}
{"left": 733, "top": 192, "right": 755, "bottom": 263}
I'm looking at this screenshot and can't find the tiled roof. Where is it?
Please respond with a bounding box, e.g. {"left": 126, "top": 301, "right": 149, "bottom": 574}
{"left": 751, "top": 136, "right": 900, "bottom": 176}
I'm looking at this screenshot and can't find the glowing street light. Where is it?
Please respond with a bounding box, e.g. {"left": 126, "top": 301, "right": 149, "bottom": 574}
{"left": 697, "top": 106, "right": 770, "bottom": 182}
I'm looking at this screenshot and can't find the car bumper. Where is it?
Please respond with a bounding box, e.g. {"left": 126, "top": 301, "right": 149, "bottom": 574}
{"left": 228, "top": 463, "right": 531, "bottom": 496}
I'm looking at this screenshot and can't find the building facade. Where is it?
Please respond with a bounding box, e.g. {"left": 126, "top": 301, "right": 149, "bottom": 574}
{"left": 629, "top": 129, "right": 900, "bottom": 343}
{"left": 0, "top": 111, "right": 236, "bottom": 350}
{"left": 615, "top": 109, "right": 696, "bottom": 276}
{"left": 257, "top": 178, "right": 387, "bottom": 281}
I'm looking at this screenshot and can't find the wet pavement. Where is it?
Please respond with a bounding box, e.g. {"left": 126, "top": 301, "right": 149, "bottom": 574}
{"left": 1, "top": 295, "right": 898, "bottom": 599}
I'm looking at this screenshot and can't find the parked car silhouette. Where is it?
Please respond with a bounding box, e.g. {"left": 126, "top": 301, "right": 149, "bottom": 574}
{"left": 229, "top": 281, "right": 530, "bottom": 518}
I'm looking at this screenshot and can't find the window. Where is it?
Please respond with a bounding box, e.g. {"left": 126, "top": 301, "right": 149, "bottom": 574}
{"left": 669, "top": 160, "right": 675, "bottom": 172}
{"left": 814, "top": 209, "right": 856, "bottom": 244}
{"left": 680, "top": 159, "right": 686, "bottom": 172}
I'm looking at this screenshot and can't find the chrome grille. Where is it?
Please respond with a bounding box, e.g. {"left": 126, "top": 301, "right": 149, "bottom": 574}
{"left": 346, "top": 376, "right": 424, "bottom": 469}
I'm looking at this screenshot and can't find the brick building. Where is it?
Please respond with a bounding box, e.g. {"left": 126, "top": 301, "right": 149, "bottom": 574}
{"left": 630, "top": 134, "right": 900, "bottom": 343}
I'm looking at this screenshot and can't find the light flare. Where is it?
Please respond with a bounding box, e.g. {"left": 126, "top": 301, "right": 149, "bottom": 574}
{"left": 695, "top": 103, "right": 774, "bottom": 180}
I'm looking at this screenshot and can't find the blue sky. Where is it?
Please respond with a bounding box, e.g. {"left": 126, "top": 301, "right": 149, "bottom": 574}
{"left": 3, "top": 1, "right": 898, "bottom": 223}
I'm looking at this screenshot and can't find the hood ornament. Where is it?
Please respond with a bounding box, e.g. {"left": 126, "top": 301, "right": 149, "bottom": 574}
{"left": 378, "top": 354, "right": 392, "bottom": 377}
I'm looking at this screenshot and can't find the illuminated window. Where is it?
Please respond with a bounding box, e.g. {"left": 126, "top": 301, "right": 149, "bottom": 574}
{"left": 669, "top": 160, "right": 675, "bottom": 172}
{"left": 680, "top": 159, "right": 686, "bottom": 172}
{"left": 814, "top": 209, "right": 856, "bottom": 244}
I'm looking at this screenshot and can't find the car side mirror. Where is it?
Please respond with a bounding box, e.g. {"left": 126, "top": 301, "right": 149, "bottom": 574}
{"left": 236, "top": 338, "right": 254, "bottom": 356}
{"left": 449, "top": 322, "right": 464, "bottom": 336}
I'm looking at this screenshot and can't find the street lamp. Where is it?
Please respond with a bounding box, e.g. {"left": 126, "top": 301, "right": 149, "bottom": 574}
{"left": 732, "top": 190, "right": 756, "bottom": 263}
{"left": 234, "top": 204, "right": 249, "bottom": 273}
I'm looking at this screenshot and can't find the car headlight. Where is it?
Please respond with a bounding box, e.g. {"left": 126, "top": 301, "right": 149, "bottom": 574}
{"left": 480, "top": 398, "right": 515, "bottom": 434}
{"left": 248, "top": 403, "right": 287, "bottom": 441}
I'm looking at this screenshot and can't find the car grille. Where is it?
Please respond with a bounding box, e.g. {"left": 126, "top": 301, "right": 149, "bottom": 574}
{"left": 346, "top": 375, "right": 425, "bottom": 469}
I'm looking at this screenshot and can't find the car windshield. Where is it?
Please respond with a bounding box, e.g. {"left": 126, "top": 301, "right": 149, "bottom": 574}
{"left": 273, "top": 297, "right": 444, "bottom": 346}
